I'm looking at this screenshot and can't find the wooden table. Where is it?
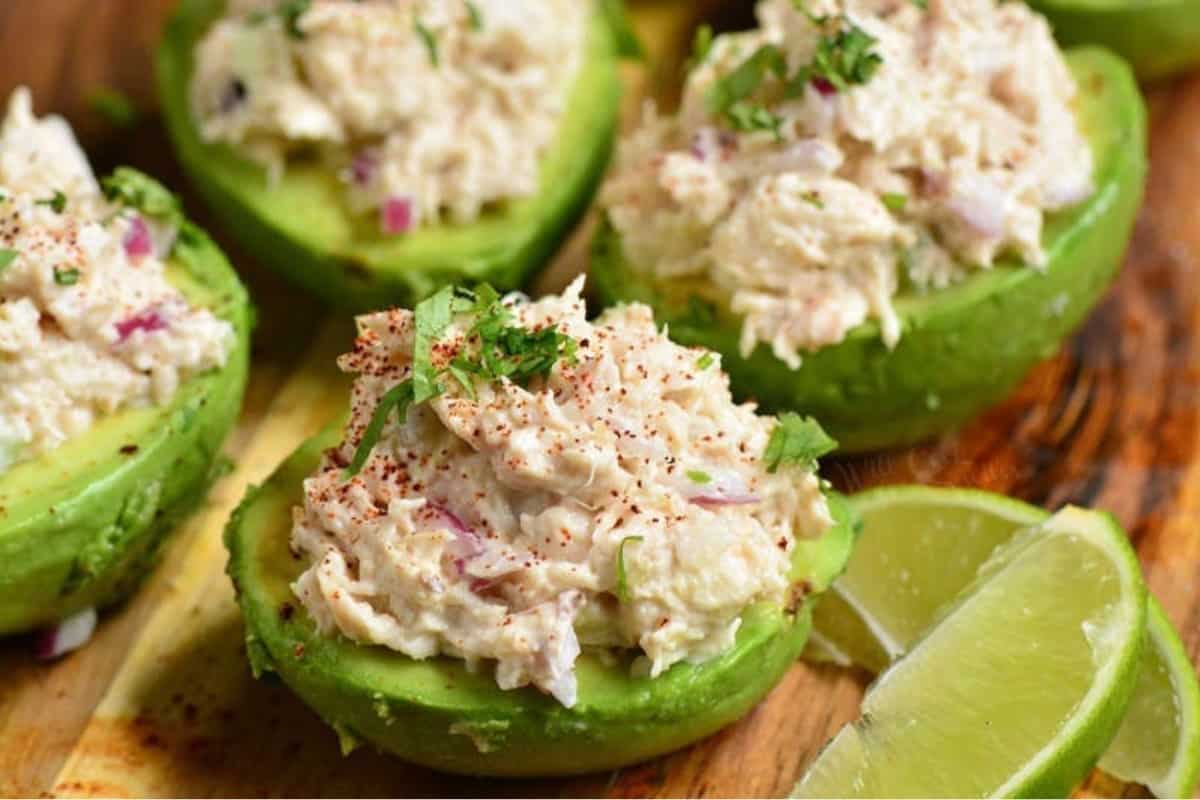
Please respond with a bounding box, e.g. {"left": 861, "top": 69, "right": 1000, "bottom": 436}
{"left": 0, "top": 2, "right": 1197, "bottom": 797}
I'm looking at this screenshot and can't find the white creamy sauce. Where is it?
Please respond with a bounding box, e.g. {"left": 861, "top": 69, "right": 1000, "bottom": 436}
{"left": 291, "top": 279, "right": 832, "bottom": 707}
{"left": 601, "top": 0, "right": 1094, "bottom": 367}
{"left": 0, "top": 88, "right": 235, "bottom": 471}
{"left": 191, "top": 0, "right": 588, "bottom": 232}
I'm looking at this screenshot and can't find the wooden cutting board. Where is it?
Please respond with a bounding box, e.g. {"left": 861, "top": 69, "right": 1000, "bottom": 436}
{"left": 0, "top": 2, "right": 1197, "bottom": 797}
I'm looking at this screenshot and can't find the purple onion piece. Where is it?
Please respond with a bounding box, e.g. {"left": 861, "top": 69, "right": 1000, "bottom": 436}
{"left": 116, "top": 307, "right": 168, "bottom": 342}
{"left": 381, "top": 195, "right": 415, "bottom": 235}
{"left": 123, "top": 216, "right": 154, "bottom": 261}
{"left": 34, "top": 607, "right": 98, "bottom": 661}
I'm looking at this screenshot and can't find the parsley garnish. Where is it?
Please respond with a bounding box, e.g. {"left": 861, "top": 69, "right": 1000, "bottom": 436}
{"left": 616, "top": 536, "right": 644, "bottom": 603}
{"left": 882, "top": 192, "right": 908, "bottom": 212}
{"left": 53, "top": 267, "right": 81, "bottom": 286}
{"left": 36, "top": 191, "right": 67, "bottom": 214}
{"left": 686, "top": 470, "right": 712, "bottom": 484}
{"left": 0, "top": 248, "right": 18, "bottom": 274}
{"left": 415, "top": 20, "right": 440, "bottom": 66}
{"left": 88, "top": 87, "right": 139, "bottom": 128}
{"left": 465, "top": 1, "right": 484, "bottom": 31}
{"left": 763, "top": 413, "right": 836, "bottom": 473}
{"left": 344, "top": 284, "right": 579, "bottom": 478}
{"left": 696, "top": 352, "right": 714, "bottom": 370}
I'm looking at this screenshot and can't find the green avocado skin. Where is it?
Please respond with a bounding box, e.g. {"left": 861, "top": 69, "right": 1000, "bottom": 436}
{"left": 0, "top": 222, "right": 252, "bottom": 636}
{"left": 1030, "top": 0, "right": 1200, "bottom": 81}
{"left": 224, "top": 425, "right": 859, "bottom": 776}
{"left": 591, "top": 48, "right": 1146, "bottom": 454}
{"left": 156, "top": 0, "right": 622, "bottom": 312}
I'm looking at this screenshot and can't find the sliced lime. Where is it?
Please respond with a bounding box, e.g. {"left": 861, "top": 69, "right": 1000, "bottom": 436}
{"left": 1099, "top": 600, "right": 1200, "bottom": 799}
{"left": 806, "top": 485, "right": 1200, "bottom": 798}
{"left": 793, "top": 506, "right": 1146, "bottom": 798}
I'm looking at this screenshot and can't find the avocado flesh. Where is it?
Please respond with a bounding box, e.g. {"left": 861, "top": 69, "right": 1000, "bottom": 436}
{"left": 225, "top": 425, "right": 858, "bottom": 776}
{"left": 157, "top": 0, "right": 622, "bottom": 312}
{"left": 0, "top": 225, "right": 252, "bottom": 636}
{"left": 591, "top": 48, "right": 1146, "bottom": 454}
{"left": 1029, "top": 0, "right": 1200, "bottom": 80}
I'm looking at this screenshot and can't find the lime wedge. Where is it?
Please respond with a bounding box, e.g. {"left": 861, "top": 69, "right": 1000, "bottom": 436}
{"left": 1099, "top": 600, "right": 1200, "bottom": 799}
{"left": 805, "top": 486, "right": 1200, "bottom": 798}
{"left": 793, "top": 506, "right": 1147, "bottom": 798}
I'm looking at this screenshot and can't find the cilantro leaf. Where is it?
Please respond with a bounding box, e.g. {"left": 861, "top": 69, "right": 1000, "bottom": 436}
{"left": 764, "top": 413, "right": 836, "bottom": 473}
{"left": 36, "top": 191, "right": 67, "bottom": 214}
{"left": 616, "top": 535, "right": 644, "bottom": 603}
{"left": 412, "top": 286, "right": 458, "bottom": 404}
{"left": 706, "top": 44, "right": 788, "bottom": 120}
{"left": 686, "top": 470, "right": 712, "bottom": 484}
{"left": 696, "top": 352, "right": 714, "bottom": 370}
{"left": 0, "top": 248, "right": 17, "bottom": 274}
{"left": 882, "top": 192, "right": 908, "bottom": 212}
{"left": 465, "top": 0, "right": 484, "bottom": 31}
{"left": 726, "top": 102, "right": 785, "bottom": 139}
{"left": 687, "top": 24, "right": 714, "bottom": 72}
{"left": 415, "top": 20, "right": 440, "bottom": 66}
{"left": 601, "top": 0, "right": 645, "bottom": 60}
{"left": 345, "top": 379, "right": 415, "bottom": 478}
{"left": 809, "top": 24, "right": 882, "bottom": 92}
{"left": 279, "top": 0, "right": 311, "bottom": 38}
{"left": 102, "top": 168, "right": 184, "bottom": 226}
{"left": 88, "top": 87, "right": 139, "bottom": 128}
{"left": 53, "top": 267, "right": 81, "bottom": 286}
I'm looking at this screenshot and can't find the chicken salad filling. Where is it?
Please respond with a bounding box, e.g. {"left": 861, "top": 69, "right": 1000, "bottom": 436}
{"left": 600, "top": 0, "right": 1095, "bottom": 368}
{"left": 191, "top": 0, "right": 589, "bottom": 234}
{"left": 290, "top": 278, "right": 834, "bottom": 707}
{"left": 0, "top": 88, "right": 235, "bottom": 472}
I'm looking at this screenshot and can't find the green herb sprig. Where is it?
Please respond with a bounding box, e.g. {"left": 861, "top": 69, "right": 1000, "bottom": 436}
{"left": 0, "top": 248, "right": 18, "bottom": 274}
{"left": 616, "top": 536, "right": 644, "bottom": 603}
{"left": 764, "top": 413, "right": 837, "bottom": 473}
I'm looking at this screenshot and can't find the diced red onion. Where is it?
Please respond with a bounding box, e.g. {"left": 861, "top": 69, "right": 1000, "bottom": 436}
{"left": 690, "top": 127, "right": 721, "bottom": 161}
{"left": 947, "top": 175, "right": 1007, "bottom": 238}
{"left": 116, "top": 308, "right": 168, "bottom": 342}
{"left": 351, "top": 149, "right": 378, "bottom": 186}
{"left": 34, "top": 607, "right": 98, "bottom": 660}
{"left": 689, "top": 493, "right": 761, "bottom": 508}
{"left": 812, "top": 77, "right": 837, "bottom": 97}
{"left": 431, "top": 503, "right": 483, "bottom": 559}
{"left": 381, "top": 195, "right": 415, "bottom": 235}
{"left": 123, "top": 216, "right": 154, "bottom": 261}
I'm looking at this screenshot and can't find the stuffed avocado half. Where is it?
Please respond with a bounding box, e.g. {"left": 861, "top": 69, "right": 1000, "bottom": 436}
{"left": 592, "top": 44, "right": 1146, "bottom": 453}
{"left": 156, "top": 0, "right": 623, "bottom": 311}
{"left": 0, "top": 168, "right": 252, "bottom": 636}
{"left": 224, "top": 280, "right": 855, "bottom": 775}
{"left": 226, "top": 427, "right": 856, "bottom": 776}
{"left": 1029, "top": 0, "right": 1200, "bottom": 80}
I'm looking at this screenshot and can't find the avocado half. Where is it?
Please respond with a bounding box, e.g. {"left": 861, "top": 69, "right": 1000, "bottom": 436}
{"left": 1029, "top": 0, "right": 1200, "bottom": 80}
{"left": 156, "top": 0, "right": 623, "bottom": 311}
{"left": 224, "top": 424, "right": 859, "bottom": 776}
{"left": 0, "top": 197, "right": 252, "bottom": 636}
{"left": 591, "top": 48, "right": 1146, "bottom": 454}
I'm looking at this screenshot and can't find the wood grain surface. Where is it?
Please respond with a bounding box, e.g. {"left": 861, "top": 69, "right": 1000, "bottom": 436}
{"left": 0, "top": 1, "right": 1197, "bottom": 797}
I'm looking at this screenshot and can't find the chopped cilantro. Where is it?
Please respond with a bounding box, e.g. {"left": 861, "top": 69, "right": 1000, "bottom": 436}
{"left": 53, "top": 267, "right": 81, "bottom": 286}
{"left": 36, "top": 191, "right": 67, "bottom": 214}
{"left": 807, "top": 23, "right": 883, "bottom": 92}
{"left": 705, "top": 44, "right": 788, "bottom": 121}
{"left": 687, "top": 24, "right": 715, "bottom": 72}
{"left": 696, "top": 352, "right": 715, "bottom": 370}
{"left": 102, "top": 168, "right": 184, "bottom": 226}
{"left": 415, "top": 20, "right": 440, "bottom": 66}
{"left": 910, "top": 0, "right": 928, "bottom": 8}
{"left": 412, "top": 286, "right": 459, "bottom": 404}
{"left": 88, "top": 87, "right": 139, "bottom": 128}
{"left": 345, "top": 379, "right": 416, "bottom": 478}
{"left": 616, "top": 536, "right": 644, "bottom": 603}
{"left": 726, "top": 102, "right": 784, "bottom": 139}
{"left": 686, "top": 470, "right": 712, "bottom": 484}
{"left": 464, "top": 0, "right": 484, "bottom": 31}
{"left": 601, "top": 0, "right": 645, "bottom": 60}
{"left": 279, "top": 0, "right": 311, "bottom": 38}
{"left": 764, "top": 413, "right": 836, "bottom": 473}
{"left": 0, "top": 248, "right": 17, "bottom": 274}
{"left": 882, "top": 192, "right": 908, "bottom": 212}
{"left": 801, "top": 190, "right": 824, "bottom": 209}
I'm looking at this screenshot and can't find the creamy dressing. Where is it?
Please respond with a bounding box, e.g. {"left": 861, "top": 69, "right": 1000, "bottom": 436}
{"left": 291, "top": 279, "right": 832, "bottom": 707}
{"left": 191, "top": 0, "right": 588, "bottom": 232}
{"left": 601, "top": 0, "right": 1094, "bottom": 367}
{"left": 0, "top": 88, "right": 235, "bottom": 471}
